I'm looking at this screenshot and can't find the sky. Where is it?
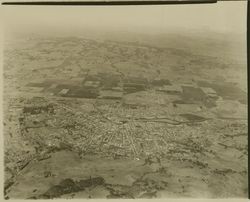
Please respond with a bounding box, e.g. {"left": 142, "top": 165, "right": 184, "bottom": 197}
{"left": 1, "top": 1, "right": 248, "bottom": 36}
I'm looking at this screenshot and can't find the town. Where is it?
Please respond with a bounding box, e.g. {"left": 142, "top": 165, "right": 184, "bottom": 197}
{"left": 3, "top": 35, "right": 247, "bottom": 199}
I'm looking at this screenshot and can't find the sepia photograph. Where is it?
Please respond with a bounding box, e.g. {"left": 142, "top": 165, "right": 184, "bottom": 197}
{"left": 1, "top": 0, "right": 248, "bottom": 199}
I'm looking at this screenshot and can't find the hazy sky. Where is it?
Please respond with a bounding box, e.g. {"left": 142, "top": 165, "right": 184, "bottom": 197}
{"left": 2, "top": 1, "right": 247, "bottom": 36}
